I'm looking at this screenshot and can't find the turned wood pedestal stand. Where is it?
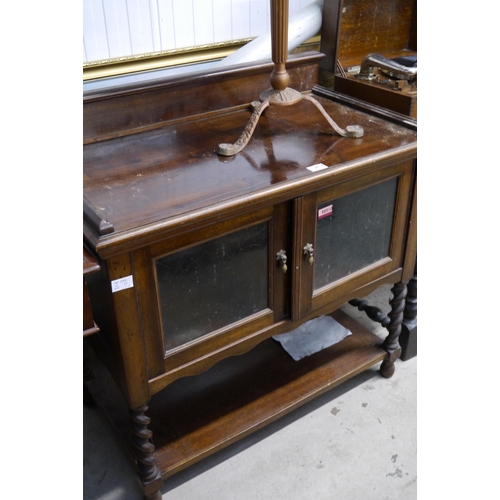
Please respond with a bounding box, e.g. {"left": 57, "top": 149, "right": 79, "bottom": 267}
{"left": 217, "top": 0, "right": 363, "bottom": 157}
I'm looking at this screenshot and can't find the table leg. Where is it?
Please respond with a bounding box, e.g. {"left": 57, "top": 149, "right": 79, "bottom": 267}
{"left": 400, "top": 266, "right": 417, "bottom": 360}
{"left": 129, "top": 403, "right": 163, "bottom": 500}
{"left": 380, "top": 282, "right": 407, "bottom": 378}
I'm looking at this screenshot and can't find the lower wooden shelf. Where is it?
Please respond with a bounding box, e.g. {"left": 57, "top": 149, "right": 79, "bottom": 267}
{"left": 87, "top": 309, "right": 387, "bottom": 479}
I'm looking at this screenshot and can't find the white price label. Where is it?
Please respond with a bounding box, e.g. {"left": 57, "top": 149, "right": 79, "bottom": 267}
{"left": 307, "top": 163, "right": 328, "bottom": 172}
{"left": 111, "top": 275, "right": 134, "bottom": 293}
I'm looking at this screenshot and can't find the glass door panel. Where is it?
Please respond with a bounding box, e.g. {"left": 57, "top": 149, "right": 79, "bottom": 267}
{"left": 156, "top": 222, "right": 269, "bottom": 352}
{"left": 294, "top": 163, "right": 414, "bottom": 320}
{"left": 314, "top": 177, "right": 398, "bottom": 290}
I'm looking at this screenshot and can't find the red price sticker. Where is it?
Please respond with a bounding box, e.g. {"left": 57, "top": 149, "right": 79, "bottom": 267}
{"left": 318, "top": 205, "right": 333, "bottom": 219}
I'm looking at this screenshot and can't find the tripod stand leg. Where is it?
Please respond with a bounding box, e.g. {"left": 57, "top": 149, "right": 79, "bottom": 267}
{"left": 217, "top": 100, "right": 270, "bottom": 156}
{"left": 302, "top": 94, "right": 364, "bottom": 138}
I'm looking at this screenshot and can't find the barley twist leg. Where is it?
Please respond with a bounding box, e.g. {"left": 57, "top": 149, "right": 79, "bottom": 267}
{"left": 129, "top": 403, "right": 163, "bottom": 500}
{"left": 380, "top": 282, "right": 407, "bottom": 378}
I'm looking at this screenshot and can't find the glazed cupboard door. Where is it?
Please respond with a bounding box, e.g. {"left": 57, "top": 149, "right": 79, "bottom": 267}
{"left": 294, "top": 160, "right": 415, "bottom": 319}
{"left": 133, "top": 204, "right": 290, "bottom": 381}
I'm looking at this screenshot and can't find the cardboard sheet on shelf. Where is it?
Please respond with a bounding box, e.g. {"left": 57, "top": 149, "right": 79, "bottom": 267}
{"left": 273, "top": 315, "right": 352, "bottom": 361}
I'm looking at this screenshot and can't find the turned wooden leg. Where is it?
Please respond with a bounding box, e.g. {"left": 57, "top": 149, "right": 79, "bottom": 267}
{"left": 348, "top": 298, "right": 391, "bottom": 328}
{"left": 400, "top": 264, "right": 417, "bottom": 360}
{"left": 380, "top": 282, "right": 407, "bottom": 378}
{"left": 129, "top": 403, "right": 163, "bottom": 500}
{"left": 403, "top": 272, "right": 417, "bottom": 324}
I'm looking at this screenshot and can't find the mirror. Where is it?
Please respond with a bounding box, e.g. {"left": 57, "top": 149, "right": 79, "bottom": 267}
{"left": 83, "top": 0, "right": 322, "bottom": 85}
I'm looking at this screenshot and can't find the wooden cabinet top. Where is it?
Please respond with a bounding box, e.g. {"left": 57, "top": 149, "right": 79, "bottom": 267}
{"left": 84, "top": 93, "right": 416, "bottom": 257}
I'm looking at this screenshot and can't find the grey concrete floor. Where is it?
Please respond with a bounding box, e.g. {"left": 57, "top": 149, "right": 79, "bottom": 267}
{"left": 83, "top": 285, "right": 416, "bottom": 500}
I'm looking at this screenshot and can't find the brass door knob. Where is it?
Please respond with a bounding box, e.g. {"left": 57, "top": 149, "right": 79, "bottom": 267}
{"left": 303, "top": 243, "right": 314, "bottom": 265}
{"left": 276, "top": 249, "right": 288, "bottom": 273}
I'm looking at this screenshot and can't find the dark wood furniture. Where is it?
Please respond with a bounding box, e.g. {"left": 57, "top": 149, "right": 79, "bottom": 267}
{"left": 83, "top": 248, "right": 100, "bottom": 405}
{"left": 320, "top": 0, "right": 417, "bottom": 118}
{"left": 84, "top": 47, "right": 417, "bottom": 499}
{"left": 83, "top": 247, "right": 100, "bottom": 337}
{"left": 319, "top": 0, "right": 417, "bottom": 359}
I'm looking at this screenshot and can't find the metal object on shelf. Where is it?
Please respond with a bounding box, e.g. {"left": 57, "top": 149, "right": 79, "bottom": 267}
{"left": 358, "top": 53, "right": 417, "bottom": 81}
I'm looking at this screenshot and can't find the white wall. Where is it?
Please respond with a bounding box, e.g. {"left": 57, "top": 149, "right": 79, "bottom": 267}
{"left": 83, "top": 0, "right": 317, "bottom": 63}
